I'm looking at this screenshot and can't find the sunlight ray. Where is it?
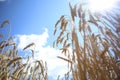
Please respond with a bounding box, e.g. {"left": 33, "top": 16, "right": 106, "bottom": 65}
{"left": 89, "top": 0, "right": 116, "bottom": 12}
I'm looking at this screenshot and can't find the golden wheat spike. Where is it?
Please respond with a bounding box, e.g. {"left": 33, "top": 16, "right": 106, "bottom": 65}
{"left": 0, "top": 20, "right": 10, "bottom": 28}
{"left": 57, "top": 56, "right": 72, "bottom": 63}
{"left": 0, "top": 34, "right": 4, "bottom": 38}
{"left": 69, "top": 3, "right": 77, "bottom": 21}
{"left": 55, "top": 15, "right": 64, "bottom": 28}
{"left": 7, "top": 57, "right": 22, "bottom": 67}
{"left": 23, "top": 42, "right": 35, "bottom": 50}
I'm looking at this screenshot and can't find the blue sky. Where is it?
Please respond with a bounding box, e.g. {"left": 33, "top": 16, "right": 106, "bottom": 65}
{"left": 0, "top": 0, "right": 79, "bottom": 45}
{"left": 0, "top": 0, "right": 71, "bottom": 45}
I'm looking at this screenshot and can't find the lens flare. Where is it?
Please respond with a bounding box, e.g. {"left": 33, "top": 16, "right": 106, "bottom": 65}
{"left": 89, "top": 0, "right": 116, "bottom": 12}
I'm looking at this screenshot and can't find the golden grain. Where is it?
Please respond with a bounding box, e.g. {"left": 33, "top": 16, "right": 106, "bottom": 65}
{"left": 23, "top": 42, "right": 35, "bottom": 50}
{"left": 0, "top": 20, "right": 10, "bottom": 28}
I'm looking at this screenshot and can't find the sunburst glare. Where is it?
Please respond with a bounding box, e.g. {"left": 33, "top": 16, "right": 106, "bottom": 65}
{"left": 89, "top": 0, "right": 116, "bottom": 12}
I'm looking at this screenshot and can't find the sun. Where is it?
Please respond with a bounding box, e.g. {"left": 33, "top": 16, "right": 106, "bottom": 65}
{"left": 89, "top": 0, "right": 115, "bottom": 12}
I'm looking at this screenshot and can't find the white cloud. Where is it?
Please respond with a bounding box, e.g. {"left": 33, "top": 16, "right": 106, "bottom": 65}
{"left": 15, "top": 28, "right": 48, "bottom": 50}
{"left": 14, "top": 28, "right": 69, "bottom": 79}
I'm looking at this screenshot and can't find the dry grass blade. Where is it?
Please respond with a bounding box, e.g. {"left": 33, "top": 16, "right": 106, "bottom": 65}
{"left": 54, "top": 29, "right": 57, "bottom": 35}
{"left": 78, "top": 4, "right": 82, "bottom": 18}
{"left": 60, "top": 43, "right": 70, "bottom": 53}
{"left": 60, "top": 37, "right": 64, "bottom": 43}
{"left": 79, "top": 19, "right": 83, "bottom": 32}
{"left": 60, "top": 19, "right": 68, "bottom": 31}
{"left": 34, "top": 65, "right": 39, "bottom": 72}
{"left": 0, "top": 41, "right": 6, "bottom": 49}
{"left": 26, "top": 64, "right": 30, "bottom": 74}
{"left": 116, "top": 27, "right": 120, "bottom": 32}
{"left": 63, "top": 39, "right": 67, "bottom": 47}
{"left": 7, "top": 57, "right": 22, "bottom": 67}
{"left": 11, "top": 75, "right": 18, "bottom": 80}
{"left": 9, "top": 42, "right": 16, "bottom": 46}
{"left": 17, "top": 68, "right": 24, "bottom": 77}
{"left": 87, "top": 25, "right": 92, "bottom": 32}
{"left": 57, "top": 56, "right": 72, "bottom": 63}
{"left": 0, "top": 20, "right": 10, "bottom": 28}
{"left": 30, "top": 49, "right": 34, "bottom": 58}
{"left": 53, "top": 41, "right": 55, "bottom": 48}
{"left": 0, "top": 34, "right": 4, "bottom": 38}
{"left": 36, "top": 60, "right": 44, "bottom": 74}
{"left": 56, "top": 31, "right": 64, "bottom": 45}
{"left": 69, "top": 2, "right": 77, "bottom": 21}
{"left": 55, "top": 15, "right": 64, "bottom": 28}
{"left": 23, "top": 42, "right": 35, "bottom": 50}
{"left": 67, "top": 33, "right": 70, "bottom": 40}
{"left": 3, "top": 56, "right": 10, "bottom": 61}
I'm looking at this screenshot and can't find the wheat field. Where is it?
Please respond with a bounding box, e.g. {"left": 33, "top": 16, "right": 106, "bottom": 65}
{"left": 53, "top": 2, "right": 120, "bottom": 80}
{"left": 0, "top": 1, "right": 120, "bottom": 80}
